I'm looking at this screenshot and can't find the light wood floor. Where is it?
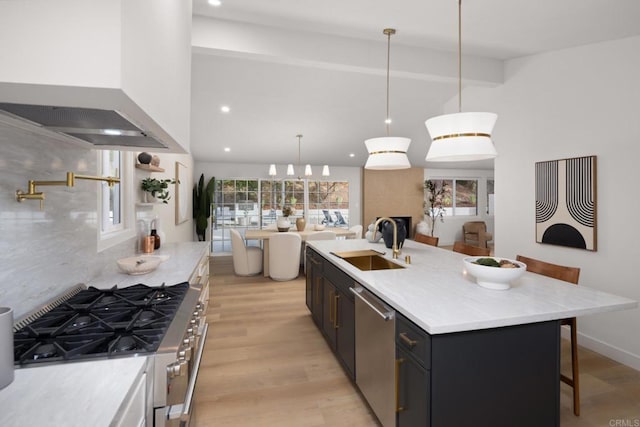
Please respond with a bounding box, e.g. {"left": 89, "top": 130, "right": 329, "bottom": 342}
{"left": 194, "top": 256, "right": 640, "bottom": 427}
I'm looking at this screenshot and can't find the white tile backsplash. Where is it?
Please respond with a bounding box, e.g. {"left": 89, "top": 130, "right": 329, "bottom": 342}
{"left": 0, "top": 123, "right": 136, "bottom": 320}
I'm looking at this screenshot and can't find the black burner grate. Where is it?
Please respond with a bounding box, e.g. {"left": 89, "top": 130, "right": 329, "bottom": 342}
{"left": 14, "top": 282, "right": 189, "bottom": 366}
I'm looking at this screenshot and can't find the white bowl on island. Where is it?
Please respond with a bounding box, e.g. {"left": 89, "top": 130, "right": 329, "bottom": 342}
{"left": 463, "top": 257, "right": 527, "bottom": 290}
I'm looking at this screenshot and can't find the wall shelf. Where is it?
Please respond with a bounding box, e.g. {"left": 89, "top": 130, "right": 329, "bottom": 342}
{"left": 135, "top": 164, "right": 165, "bottom": 173}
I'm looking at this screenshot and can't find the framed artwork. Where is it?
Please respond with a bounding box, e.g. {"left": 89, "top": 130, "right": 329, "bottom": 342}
{"left": 175, "top": 162, "right": 189, "bottom": 225}
{"left": 535, "top": 155, "right": 597, "bottom": 251}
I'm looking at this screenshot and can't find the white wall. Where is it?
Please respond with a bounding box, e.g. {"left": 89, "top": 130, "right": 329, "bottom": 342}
{"left": 467, "top": 36, "right": 640, "bottom": 369}
{"left": 193, "top": 161, "right": 362, "bottom": 229}
{"left": 136, "top": 152, "right": 194, "bottom": 244}
{"left": 423, "top": 168, "right": 494, "bottom": 246}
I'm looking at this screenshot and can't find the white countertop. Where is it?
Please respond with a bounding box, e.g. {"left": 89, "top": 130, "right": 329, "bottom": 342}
{"left": 308, "top": 239, "right": 637, "bottom": 334}
{"left": 0, "top": 357, "right": 147, "bottom": 427}
{"left": 0, "top": 241, "right": 209, "bottom": 426}
{"left": 90, "top": 241, "right": 209, "bottom": 289}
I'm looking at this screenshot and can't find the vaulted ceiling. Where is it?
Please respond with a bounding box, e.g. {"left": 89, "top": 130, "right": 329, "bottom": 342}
{"left": 190, "top": 0, "right": 640, "bottom": 170}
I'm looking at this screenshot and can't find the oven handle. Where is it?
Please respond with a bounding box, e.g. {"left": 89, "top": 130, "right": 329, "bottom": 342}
{"left": 166, "top": 322, "right": 208, "bottom": 423}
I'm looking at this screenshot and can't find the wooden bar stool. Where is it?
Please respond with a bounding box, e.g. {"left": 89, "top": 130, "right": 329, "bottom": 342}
{"left": 516, "top": 255, "right": 581, "bottom": 416}
{"left": 414, "top": 233, "right": 439, "bottom": 247}
{"left": 452, "top": 241, "right": 490, "bottom": 256}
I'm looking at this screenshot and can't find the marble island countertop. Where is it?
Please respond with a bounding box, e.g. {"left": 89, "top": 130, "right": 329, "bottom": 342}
{"left": 308, "top": 239, "right": 637, "bottom": 334}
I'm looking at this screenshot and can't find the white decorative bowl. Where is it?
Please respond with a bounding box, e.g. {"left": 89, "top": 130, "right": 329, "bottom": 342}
{"left": 463, "top": 257, "right": 526, "bottom": 290}
{"left": 314, "top": 224, "right": 325, "bottom": 231}
{"left": 117, "top": 255, "right": 163, "bottom": 275}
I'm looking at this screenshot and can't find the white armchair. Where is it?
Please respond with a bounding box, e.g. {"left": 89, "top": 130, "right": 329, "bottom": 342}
{"left": 269, "top": 232, "right": 302, "bottom": 281}
{"left": 230, "top": 229, "right": 263, "bottom": 276}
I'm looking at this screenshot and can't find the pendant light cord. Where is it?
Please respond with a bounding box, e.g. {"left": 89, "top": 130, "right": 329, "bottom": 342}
{"left": 296, "top": 134, "right": 302, "bottom": 180}
{"left": 383, "top": 28, "right": 396, "bottom": 137}
{"left": 458, "top": 0, "right": 462, "bottom": 113}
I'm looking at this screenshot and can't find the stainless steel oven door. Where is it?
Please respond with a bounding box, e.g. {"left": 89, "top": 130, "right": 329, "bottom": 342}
{"left": 156, "top": 322, "right": 208, "bottom": 427}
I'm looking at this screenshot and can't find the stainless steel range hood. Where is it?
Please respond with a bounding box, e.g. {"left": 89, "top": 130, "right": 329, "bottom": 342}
{"left": 0, "top": 103, "right": 167, "bottom": 149}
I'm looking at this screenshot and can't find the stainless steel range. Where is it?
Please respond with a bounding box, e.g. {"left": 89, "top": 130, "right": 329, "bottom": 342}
{"left": 12, "top": 278, "right": 209, "bottom": 427}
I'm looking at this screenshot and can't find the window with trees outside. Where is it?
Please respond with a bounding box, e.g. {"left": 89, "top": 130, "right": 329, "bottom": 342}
{"left": 211, "top": 178, "right": 349, "bottom": 253}
{"left": 428, "top": 179, "right": 478, "bottom": 216}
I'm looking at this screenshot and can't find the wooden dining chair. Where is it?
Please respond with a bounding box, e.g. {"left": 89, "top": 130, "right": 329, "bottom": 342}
{"left": 516, "top": 255, "right": 581, "bottom": 416}
{"left": 452, "top": 241, "right": 490, "bottom": 256}
{"left": 414, "top": 233, "right": 439, "bottom": 247}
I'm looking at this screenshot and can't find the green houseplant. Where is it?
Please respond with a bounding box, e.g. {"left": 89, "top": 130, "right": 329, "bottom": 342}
{"left": 141, "top": 177, "right": 176, "bottom": 204}
{"left": 193, "top": 174, "right": 215, "bottom": 241}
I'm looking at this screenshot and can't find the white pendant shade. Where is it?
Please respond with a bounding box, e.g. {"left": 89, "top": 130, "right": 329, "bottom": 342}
{"left": 304, "top": 164, "right": 312, "bottom": 177}
{"left": 268, "top": 164, "right": 277, "bottom": 177}
{"left": 364, "top": 137, "right": 411, "bottom": 170}
{"left": 425, "top": 112, "right": 498, "bottom": 162}
{"left": 286, "top": 164, "right": 294, "bottom": 176}
{"left": 322, "top": 165, "right": 330, "bottom": 176}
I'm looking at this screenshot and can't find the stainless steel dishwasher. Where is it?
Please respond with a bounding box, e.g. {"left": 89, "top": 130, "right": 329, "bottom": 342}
{"left": 351, "top": 285, "right": 396, "bottom": 427}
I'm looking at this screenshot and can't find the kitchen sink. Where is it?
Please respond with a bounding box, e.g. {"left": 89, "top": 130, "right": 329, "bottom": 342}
{"left": 331, "top": 250, "right": 405, "bottom": 271}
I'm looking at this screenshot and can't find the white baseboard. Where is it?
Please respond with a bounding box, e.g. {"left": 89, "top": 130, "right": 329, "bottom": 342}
{"left": 561, "top": 326, "right": 640, "bottom": 371}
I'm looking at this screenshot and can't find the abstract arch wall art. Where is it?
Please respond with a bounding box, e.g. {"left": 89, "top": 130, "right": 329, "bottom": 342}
{"left": 535, "top": 156, "right": 597, "bottom": 251}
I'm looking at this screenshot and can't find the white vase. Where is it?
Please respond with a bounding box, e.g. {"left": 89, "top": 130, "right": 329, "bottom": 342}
{"left": 277, "top": 216, "right": 291, "bottom": 232}
{"left": 143, "top": 192, "right": 157, "bottom": 203}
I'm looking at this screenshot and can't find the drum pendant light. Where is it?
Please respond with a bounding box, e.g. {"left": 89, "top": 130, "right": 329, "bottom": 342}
{"left": 365, "top": 28, "right": 411, "bottom": 170}
{"left": 425, "top": 0, "right": 497, "bottom": 162}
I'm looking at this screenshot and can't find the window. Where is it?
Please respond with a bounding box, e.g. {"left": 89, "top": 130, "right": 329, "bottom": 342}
{"left": 308, "top": 180, "right": 349, "bottom": 225}
{"left": 97, "top": 150, "right": 134, "bottom": 251}
{"left": 428, "top": 178, "right": 478, "bottom": 216}
{"left": 487, "top": 179, "right": 495, "bottom": 215}
{"left": 100, "top": 150, "right": 122, "bottom": 233}
{"left": 211, "top": 178, "right": 349, "bottom": 253}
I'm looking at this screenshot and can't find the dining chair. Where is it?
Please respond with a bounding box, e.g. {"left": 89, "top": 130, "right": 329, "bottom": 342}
{"left": 452, "top": 241, "right": 490, "bottom": 256}
{"left": 269, "top": 232, "right": 302, "bottom": 281}
{"left": 229, "top": 229, "right": 263, "bottom": 276}
{"left": 516, "top": 255, "right": 581, "bottom": 416}
{"left": 414, "top": 233, "right": 439, "bottom": 247}
{"left": 348, "top": 224, "right": 363, "bottom": 239}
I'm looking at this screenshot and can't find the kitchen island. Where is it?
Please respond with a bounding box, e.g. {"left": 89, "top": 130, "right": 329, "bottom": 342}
{"left": 306, "top": 239, "right": 637, "bottom": 427}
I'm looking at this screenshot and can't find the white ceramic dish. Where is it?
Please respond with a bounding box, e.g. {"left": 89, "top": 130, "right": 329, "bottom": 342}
{"left": 117, "top": 255, "right": 164, "bottom": 275}
{"left": 314, "top": 224, "right": 325, "bottom": 231}
{"left": 463, "top": 257, "right": 526, "bottom": 290}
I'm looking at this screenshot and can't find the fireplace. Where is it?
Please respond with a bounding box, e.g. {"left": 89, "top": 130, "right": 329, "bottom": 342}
{"left": 376, "top": 216, "right": 413, "bottom": 238}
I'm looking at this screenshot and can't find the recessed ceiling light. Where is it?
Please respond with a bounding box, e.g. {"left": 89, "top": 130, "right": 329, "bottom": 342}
{"left": 208, "top": 0, "right": 221, "bottom": 6}
{"left": 220, "top": 105, "right": 230, "bottom": 113}
{"left": 224, "top": 147, "right": 230, "bottom": 152}
{"left": 349, "top": 153, "right": 355, "bottom": 158}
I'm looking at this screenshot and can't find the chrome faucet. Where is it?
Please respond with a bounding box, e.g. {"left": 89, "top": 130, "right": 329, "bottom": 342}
{"left": 373, "top": 217, "right": 400, "bottom": 259}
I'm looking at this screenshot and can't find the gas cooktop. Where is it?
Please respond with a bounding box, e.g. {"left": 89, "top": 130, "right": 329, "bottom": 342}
{"left": 13, "top": 282, "right": 189, "bottom": 366}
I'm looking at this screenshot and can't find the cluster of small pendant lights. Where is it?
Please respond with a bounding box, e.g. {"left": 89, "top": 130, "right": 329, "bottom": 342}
{"left": 365, "top": 0, "right": 498, "bottom": 170}
{"left": 269, "top": 134, "right": 330, "bottom": 179}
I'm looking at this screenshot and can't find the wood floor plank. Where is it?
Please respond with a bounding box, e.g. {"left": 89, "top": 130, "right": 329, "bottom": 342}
{"left": 194, "top": 256, "right": 639, "bottom": 426}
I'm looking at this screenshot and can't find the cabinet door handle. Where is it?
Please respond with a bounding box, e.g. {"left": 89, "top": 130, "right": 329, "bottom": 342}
{"left": 328, "top": 290, "right": 334, "bottom": 324}
{"left": 315, "top": 277, "right": 321, "bottom": 302}
{"left": 399, "top": 332, "right": 417, "bottom": 348}
{"left": 395, "top": 358, "right": 405, "bottom": 413}
{"left": 309, "top": 257, "right": 321, "bottom": 266}
{"left": 333, "top": 293, "right": 340, "bottom": 329}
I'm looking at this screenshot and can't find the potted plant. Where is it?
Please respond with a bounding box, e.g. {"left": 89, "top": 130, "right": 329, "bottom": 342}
{"left": 141, "top": 177, "right": 176, "bottom": 204}
{"left": 193, "top": 174, "right": 216, "bottom": 241}
{"left": 424, "top": 180, "right": 450, "bottom": 237}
